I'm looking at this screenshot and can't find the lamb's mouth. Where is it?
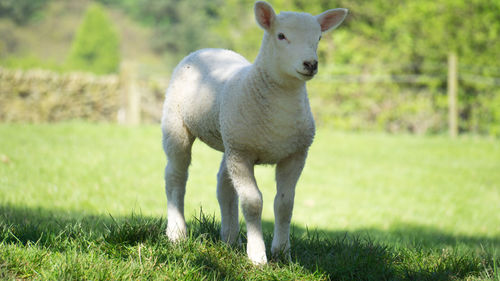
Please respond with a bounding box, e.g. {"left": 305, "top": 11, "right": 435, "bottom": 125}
{"left": 297, "top": 71, "right": 316, "bottom": 78}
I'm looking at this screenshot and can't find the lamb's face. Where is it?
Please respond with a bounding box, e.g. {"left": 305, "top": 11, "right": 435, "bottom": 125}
{"left": 271, "top": 13, "right": 322, "bottom": 81}
{"left": 254, "top": 1, "right": 348, "bottom": 82}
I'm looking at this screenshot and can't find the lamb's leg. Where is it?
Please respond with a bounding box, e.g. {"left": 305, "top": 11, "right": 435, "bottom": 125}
{"left": 271, "top": 151, "right": 307, "bottom": 261}
{"left": 225, "top": 152, "right": 267, "bottom": 265}
{"left": 163, "top": 125, "right": 194, "bottom": 242}
{"left": 217, "top": 155, "right": 240, "bottom": 245}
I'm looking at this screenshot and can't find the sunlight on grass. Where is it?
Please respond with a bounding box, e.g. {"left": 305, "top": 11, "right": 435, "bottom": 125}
{"left": 0, "top": 122, "right": 499, "bottom": 243}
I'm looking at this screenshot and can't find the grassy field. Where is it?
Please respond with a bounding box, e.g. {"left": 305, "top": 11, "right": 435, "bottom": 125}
{"left": 0, "top": 122, "right": 499, "bottom": 280}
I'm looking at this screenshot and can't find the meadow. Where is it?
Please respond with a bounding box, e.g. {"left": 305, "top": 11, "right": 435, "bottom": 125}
{"left": 0, "top": 122, "right": 499, "bottom": 280}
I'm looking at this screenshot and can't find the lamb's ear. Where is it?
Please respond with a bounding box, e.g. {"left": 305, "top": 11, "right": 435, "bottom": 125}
{"left": 316, "top": 8, "right": 348, "bottom": 32}
{"left": 255, "top": 1, "right": 276, "bottom": 30}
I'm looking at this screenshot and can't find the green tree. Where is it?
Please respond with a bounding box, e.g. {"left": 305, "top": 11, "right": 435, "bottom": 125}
{"left": 0, "top": 0, "right": 49, "bottom": 24}
{"left": 66, "top": 3, "right": 120, "bottom": 74}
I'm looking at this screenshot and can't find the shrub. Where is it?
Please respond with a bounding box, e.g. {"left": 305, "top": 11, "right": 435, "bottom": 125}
{"left": 66, "top": 3, "right": 120, "bottom": 75}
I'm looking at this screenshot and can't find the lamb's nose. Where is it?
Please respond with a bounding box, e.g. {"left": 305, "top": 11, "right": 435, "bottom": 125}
{"left": 303, "top": 60, "right": 318, "bottom": 73}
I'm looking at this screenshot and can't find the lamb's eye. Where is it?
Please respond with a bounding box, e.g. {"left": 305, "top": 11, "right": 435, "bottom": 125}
{"left": 278, "top": 33, "right": 286, "bottom": 40}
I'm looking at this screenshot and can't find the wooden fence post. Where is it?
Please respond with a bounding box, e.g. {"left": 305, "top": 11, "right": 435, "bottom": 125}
{"left": 119, "top": 62, "right": 141, "bottom": 125}
{"left": 447, "top": 52, "right": 458, "bottom": 138}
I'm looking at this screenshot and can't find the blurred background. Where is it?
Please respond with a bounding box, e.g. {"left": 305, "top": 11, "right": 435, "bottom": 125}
{"left": 0, "top": 0, "right": 499, "bottom": 136}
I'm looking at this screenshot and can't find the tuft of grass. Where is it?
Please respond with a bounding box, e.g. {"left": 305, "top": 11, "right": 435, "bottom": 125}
{"left": 291, "top": 231, "right": 394, "bottom": 280}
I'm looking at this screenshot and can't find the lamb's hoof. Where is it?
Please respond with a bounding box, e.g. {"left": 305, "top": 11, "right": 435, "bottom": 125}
{"left": 248, "top": 253, "right": 268, "bottom": 266}
{"left": 271, "top": 250, "right": 291, "bottom": 263}
{"left": 220, "top": 231, "right": 241, "bottom": 247}
{"left": 166, "top": 227, "right": 187, "bottom": 242}
{"left": 222, "top": 237, "right": 242, "bottom": 248}
{"left": 271, "top": 245, "right": 291, "bottom": 263}
{"left": 247, "top": 239, "right": 268, "bottom": 265}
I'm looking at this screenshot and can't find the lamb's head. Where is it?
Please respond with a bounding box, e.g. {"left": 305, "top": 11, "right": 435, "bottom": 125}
{"left": 255, "top": 1, "right": 348, "bottom": 81}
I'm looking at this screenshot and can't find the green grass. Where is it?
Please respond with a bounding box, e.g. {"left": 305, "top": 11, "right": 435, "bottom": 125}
{"left": 0, "top": 122, "right": 499, "bottom": 280}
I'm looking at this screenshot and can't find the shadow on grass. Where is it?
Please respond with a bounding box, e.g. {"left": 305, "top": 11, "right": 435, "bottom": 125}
{"left": 1, "top": 204, "right": 498, "bottom": 280}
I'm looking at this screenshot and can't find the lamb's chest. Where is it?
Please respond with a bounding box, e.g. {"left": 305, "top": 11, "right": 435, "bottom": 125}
{"left": 252, "top": 94, "right": 314, "bottom": 161}
{"left": 253, "top": 114, "right": 314, "bottom": 164}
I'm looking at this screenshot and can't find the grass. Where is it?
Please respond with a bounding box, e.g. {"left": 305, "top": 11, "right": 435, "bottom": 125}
{"left": 0, "top": 122, "right": 499, "bottom": 280}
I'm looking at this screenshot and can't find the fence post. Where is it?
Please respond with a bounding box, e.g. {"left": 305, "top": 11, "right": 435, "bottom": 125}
{"left": 119, "top": 62, "right": 141, "bottom": 125}
{"left": 447, "top": 52, "right": 458, "bottom": 138}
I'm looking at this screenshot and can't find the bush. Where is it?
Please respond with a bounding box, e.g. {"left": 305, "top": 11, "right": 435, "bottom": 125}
{"left": 66, "top": 3, "right": 120, "bottom": 75}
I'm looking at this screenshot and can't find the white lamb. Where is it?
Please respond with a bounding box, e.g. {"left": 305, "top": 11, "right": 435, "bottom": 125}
{"left": 161, "top": 1, "right": 347, "bottom": 264}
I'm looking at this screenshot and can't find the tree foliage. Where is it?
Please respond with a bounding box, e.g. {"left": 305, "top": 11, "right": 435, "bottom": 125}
{"left": 0, "top": 0, "right": 49, "bottom": 24}
{"left": 99, "top": 0, "right": 224, "bottom": 65}
{"left": 66, "top": 3, "right": 120, "bottom": 75}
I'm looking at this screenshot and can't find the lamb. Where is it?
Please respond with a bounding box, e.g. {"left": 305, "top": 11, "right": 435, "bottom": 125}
{"left": 161, "top": 1, "right": 347, "bottom": 264}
